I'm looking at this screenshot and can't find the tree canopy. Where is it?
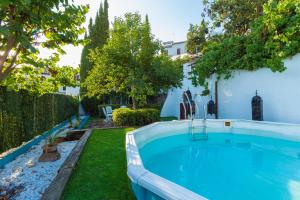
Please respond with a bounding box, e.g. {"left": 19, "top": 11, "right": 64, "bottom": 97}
{"left": 204, "top": 0, "right": 267, "bottom": 35}
{"left": 83, "top": 13, "right": 183, "bottom": 109}
{"left": 186, "top": 19, "right": 208, "bottom": 54}
{"left": 0, "top": 0, "right": 88, "bottom": 86}
{"left": 190, "top": 0, "right": 300, "bottom": 95}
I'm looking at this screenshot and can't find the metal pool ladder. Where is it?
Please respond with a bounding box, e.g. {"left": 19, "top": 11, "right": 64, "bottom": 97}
{"left": 191, "top": 94, "right": 208, "bottom": 141}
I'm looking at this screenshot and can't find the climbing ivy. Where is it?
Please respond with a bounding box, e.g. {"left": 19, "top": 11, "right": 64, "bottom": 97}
{"left": 192, "top": 0, "right": 300, "bottom": 94}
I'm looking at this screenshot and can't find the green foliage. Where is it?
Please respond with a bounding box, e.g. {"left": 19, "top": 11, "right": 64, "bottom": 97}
{"left": 79, "top": 1, "right": 110, "bottom": 117}
{"left": 0, "top": 86, "right": 78, "bottom": 153}
{"left": 192, "top": 0, "right": 300, "bottom": 94}
{"left": 79, "top": 42, "right": 90, "bottom": 91}
{"left": 80, "top": 0, "right": 109, "bottom": 97}
{"left": 112, "top": 108, "right": 160, "bottom": 126}
{"left": 186, "top": 19, "right": 208, "bottom": 53}
{"left": 3, "top": 65, "right": 79, "bottom": 94}
{"left": 84, "top": 13, "right": 183, "bottom": 109}
{"left": 262, "top": 0, "right": 300, "bottom": 63}
{"left": 0, "top": 0, "right": 88, "bottom": 82}
{"left": 204, "top": 0, "right": 267, "bottom": 35}
{"left": 80, "top": 97, "right": 100, "bottom": 116}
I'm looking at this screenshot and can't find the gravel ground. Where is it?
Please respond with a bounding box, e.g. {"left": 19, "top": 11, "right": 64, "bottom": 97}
{"left": 0, "top": 128, "right": 78, "bottom": 200}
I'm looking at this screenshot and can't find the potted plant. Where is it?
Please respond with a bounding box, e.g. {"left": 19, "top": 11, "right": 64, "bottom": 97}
{"left": 39, "top": 135, "right": 61, "bottom": 162}
{"left": 43, "top": 135, "right": 57, "bottom": 153}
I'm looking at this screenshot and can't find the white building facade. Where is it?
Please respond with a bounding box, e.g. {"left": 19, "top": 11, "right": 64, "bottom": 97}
{"left": 163, "top": 41, "right": 187, "bottom": 57}
{"left": 161, "top": 44, "right": 300, "bottom": 124}
{"left": 41, "top": 70, "right": 80, "bottom": 96}
{"left": 58, "top": 86, "right": 80, "bottom": 96}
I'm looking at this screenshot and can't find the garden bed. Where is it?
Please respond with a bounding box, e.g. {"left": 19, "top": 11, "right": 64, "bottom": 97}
{"left": 0, "top": 117, "right": 89, "bottom": 200}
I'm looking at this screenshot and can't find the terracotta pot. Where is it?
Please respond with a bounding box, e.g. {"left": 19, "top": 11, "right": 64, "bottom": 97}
{"left": 39, "top": 152, "right": 61, "bottom": 162}
{"left": 42, "top": 144, "right": 58, "bottom": 154}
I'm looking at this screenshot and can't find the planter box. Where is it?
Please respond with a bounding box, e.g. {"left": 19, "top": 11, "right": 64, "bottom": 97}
{"left": 42, "top": 129, "right": 92, "bottom": 200}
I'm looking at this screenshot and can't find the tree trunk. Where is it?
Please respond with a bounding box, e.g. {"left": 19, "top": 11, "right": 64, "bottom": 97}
{"left": 132, "top": 98, "right": 137, "bottom": 110}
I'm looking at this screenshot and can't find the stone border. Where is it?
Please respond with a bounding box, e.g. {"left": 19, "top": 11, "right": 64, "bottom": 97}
{"left": 42, "top": 129, "right": 92, "bottom": 200}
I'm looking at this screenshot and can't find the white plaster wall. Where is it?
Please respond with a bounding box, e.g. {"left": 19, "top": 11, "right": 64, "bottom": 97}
{"left": 165, "top": 42, "right": 187, "bottom": 57}
{"left": 58, "top": 86, "right": 80, "bottom": 96}
{"left": 161, "top": 53, "right": 300, "bottom": 124}
{"left": 66, "top": 86, "right": 80, "bottom": 96}
{"left": 217, "top": 53, "right": 300, "bottom": 124}
{"left": 161, "top": 62, "right": 215, "bottom": 119}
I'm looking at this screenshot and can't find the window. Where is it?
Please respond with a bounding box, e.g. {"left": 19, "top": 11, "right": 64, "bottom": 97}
{"left": 63, "top": 86, "right": 66, "bottom": 91}
{"left": 177, "top": 48, "right": 181, "bottom": 55}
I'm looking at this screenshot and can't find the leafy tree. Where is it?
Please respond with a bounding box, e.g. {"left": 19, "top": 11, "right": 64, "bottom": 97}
{"left": 186, "top": 19, "right": 208, "bottom": 54}
{"left": 203, "top": 0, "right": 267, "bottom": 35}
{"left": 4, "top": 65, "right": 79, "bottom": 94}
{"left": 83, "top": 13, "right": 182, "bottom": 109}
{"left": 192, "top": 0, "right": 300, "bottom": 94}
{"left": 0, "top": 0, "right": 88, "bottom": 82}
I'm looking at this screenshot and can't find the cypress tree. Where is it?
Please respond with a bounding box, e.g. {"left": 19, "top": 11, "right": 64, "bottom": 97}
{"left": 80, "top": 33, "right": 89, "bottom": 86}
{"left": 103, "top": 0, "right": 109, "bottom": 42}
{"left": 140, "top": 14, "right": 155, "bottom": 69}
{"left": 80, "top": 0, "right": 110, "bottom": 95}
{"left": 145, "top": 14, "right": 149, "bottom": 26}
{"left": 80, "top": 0, "right": 110, "bottom": 112}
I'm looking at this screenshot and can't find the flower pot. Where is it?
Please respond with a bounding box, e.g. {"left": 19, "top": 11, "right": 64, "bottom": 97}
{"left": 42, "top": 144, "right": 58, "bottom": 154}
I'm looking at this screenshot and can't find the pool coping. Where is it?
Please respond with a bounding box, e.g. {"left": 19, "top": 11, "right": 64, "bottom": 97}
{"left": 126, "top": 119, "right": 300, "bottom": 200}
{"left": 126, "top": 122, "right": 207, "bottom": 200}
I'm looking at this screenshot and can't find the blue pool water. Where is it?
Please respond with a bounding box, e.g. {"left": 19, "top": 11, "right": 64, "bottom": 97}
{"left": 139, "top": 133, "right": 300, "bottom": 200}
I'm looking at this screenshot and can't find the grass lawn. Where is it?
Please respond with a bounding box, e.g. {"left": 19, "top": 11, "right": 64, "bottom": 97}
{"left": 62, "top": 128, "right": 136, "bottom": 200}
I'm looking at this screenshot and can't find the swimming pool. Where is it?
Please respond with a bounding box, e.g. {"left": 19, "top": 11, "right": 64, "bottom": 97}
{"left": 126, "top": 119, "right": 300, "bottom": 200}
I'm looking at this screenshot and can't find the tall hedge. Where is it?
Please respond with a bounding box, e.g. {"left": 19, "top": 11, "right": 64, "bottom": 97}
{"left": 0, "top": 86, "right": 78, "bottom": 153}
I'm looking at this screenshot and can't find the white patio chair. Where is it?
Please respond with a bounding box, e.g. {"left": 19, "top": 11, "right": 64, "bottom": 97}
{"left": 102, "top": 107, "right": 112, "bottom": 120}
{"left": 105, "top": 106, "right": 113, "bottom": 115}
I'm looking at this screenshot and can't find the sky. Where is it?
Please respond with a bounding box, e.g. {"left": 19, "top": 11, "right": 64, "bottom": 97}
{"left": 57, "top": 0, "right": 204, "bottom": 66}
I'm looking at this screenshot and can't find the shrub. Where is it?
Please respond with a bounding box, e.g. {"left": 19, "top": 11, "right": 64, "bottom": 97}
{"left": 112, "top": 108, "right": 160, "bottom": 126}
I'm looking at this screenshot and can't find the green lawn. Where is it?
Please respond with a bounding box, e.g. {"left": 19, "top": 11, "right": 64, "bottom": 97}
{"left": 62, "top": 128, "right": 136, "bottom": 200}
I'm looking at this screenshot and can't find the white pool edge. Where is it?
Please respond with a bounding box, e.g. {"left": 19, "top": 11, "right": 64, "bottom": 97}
{"left": 126, "top": 126, "right": 207, "bottom": 200}
{"left": 126, "top": 119, "right": 300, "bottom": 200}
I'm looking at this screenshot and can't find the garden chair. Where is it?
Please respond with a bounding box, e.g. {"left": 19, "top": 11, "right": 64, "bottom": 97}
{"left": 105, "top": 106, "right": 113, "bottom": 116}
{"left": 102, "top": 107, "right": 112, "bottom": 120}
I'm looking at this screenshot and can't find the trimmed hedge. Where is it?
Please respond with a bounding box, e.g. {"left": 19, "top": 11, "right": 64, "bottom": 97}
{"left": 112, "top": 108, "right": 160, "bottom": 126}
{"left": 0, "top": 86, "right": 78, "bottom": 153}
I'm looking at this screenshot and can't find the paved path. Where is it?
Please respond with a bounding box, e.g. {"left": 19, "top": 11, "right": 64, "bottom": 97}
{"left": 87, "top": 118, "right": 116, "bottom": 129}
